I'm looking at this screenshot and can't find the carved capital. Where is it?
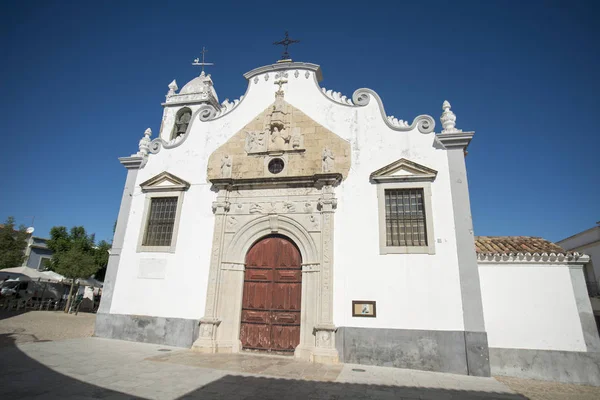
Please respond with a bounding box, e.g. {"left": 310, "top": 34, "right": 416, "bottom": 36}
{"left": 318, "top": 198, "right": 337, "bottom": 213}
{"left": 212, "top": 201, "right": 230, "bottom": 214}
{"left": 221, "top": 263, "right": 245, "bottom": 272}
{"left": 301, "top": 263, "right": 320, "bottom": 273}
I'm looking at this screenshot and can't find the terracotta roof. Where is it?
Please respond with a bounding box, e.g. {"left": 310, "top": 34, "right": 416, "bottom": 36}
{"left": 474, "top": 236, "right": 567, "bottom": 255}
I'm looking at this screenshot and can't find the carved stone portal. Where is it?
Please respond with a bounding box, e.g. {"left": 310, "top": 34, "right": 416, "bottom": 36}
{"left": 192, "top": 179, "right": 341, "bottom": 365}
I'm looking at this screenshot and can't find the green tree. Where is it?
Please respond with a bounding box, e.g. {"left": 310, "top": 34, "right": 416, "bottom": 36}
{"left": 47, "top": 226, "right": 102, "bottom": 312}
{"left": 93, "top": 240, "right": 111, "bottom": 281}
{"left": 0, "top": 216, "right": 29, "bottom": 269}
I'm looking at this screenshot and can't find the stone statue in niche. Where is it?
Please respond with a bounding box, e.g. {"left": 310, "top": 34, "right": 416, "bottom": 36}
{"left": 172, "top": 109, "right": 192, "bottom": 139}
{"left": 221, "top": 155, "right": 232, "bottom": 178}
{"left": 322, "top": 148, "right": 335, "bottom": 172}
{"left": 270, "top": 126, "right": 290, "bottom": 151}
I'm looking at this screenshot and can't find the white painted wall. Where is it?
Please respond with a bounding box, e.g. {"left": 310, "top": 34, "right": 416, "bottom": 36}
{"left": 559, "top": 227, "right": 600, "bottom": 288}
{"left": 479, "top": 264, "right": 586, "bottom": 351}
{"left": 110, "top": 63, "right": 465, "bottom": 331}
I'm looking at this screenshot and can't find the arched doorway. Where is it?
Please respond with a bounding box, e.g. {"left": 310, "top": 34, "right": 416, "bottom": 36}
{"left": 240, "top": 235, "right": 302, "bottom": 353}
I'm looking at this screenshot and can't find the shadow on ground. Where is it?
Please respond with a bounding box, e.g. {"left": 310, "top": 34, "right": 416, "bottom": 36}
{"left": 179, "top": 374, "right": 528, "bottom": 400}
{"left": 0, "top": 332, "right": 528, "bottom": 400}
{"left": 0, "top": 309, "right": 29, "bottom": 322}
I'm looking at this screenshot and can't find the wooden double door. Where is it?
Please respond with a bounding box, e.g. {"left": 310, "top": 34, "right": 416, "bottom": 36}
{"left": 240, "top": 236, "right": 302, "bottom": 353}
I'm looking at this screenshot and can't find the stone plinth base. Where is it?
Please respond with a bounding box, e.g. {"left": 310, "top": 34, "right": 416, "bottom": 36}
{"left": 94, "top": 312, "right": 199, "bottom": 348}
{"left": 335, "top": 326, "right": 490, "bottom": 377}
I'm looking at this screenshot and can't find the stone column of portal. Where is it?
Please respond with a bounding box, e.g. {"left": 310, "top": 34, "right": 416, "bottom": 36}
{"left": 192, "top": 189, "right": 229, "bottom": 353}
{"left": 95, "top": 156, "right": 143, "bottom": 336}
{"left": 438, "top": 129, "right": 490, "bottom": 377}
{"left": 312, "top": 183, "right": 339, "bottom": 364}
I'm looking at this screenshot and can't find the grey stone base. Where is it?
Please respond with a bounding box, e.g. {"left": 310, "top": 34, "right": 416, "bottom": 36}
{"left": 490, "top": 347, "right": 600, "bottom": 386}
{"left": 335, "top": 327, "right": 490, "bottom": 376}
{"left": 95, "top": 312, "right": 199, "bottom": 348}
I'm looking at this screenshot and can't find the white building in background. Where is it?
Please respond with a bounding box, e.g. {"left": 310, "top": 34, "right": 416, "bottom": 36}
{"left": 559, "top": 223, "right": 600, "bottom": 336}
{"left": 95, "top": 57, "right": 600, "bottom": 385}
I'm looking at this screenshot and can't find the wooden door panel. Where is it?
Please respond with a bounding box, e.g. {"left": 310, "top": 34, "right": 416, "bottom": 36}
{"left": 272, "top": 283, "right": 301, "bottom": 311}
{"left": 242, "top": 282, "right": 271, "bottom": 310}
{"left": 274, "top": 270, "right": 301, "bottom": 282}
{"left": 244, "top": 268, "right": 273, "bottom": 281}
{"left": 271, "top": 310, "right": 300, "bottom": 325}
{"left": 241, "top": 310, "right": 270, "bottom": 324}
{"left": 271, "top": 325, "right": 301, "bottom": 352}
{"left": 240, "top": 323, "right": 271, "bottom": 350}
{"left": 240, "top": 236, "right": 302, "bottom": 353}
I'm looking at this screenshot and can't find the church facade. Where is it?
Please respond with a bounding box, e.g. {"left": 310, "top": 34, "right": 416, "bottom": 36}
{"left": 95, "top": 60, "right": 600, "bottom": 384}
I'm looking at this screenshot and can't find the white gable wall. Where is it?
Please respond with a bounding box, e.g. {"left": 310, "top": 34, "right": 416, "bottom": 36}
{"left": 110, "top": 65, "right": 465, "bottom": 331}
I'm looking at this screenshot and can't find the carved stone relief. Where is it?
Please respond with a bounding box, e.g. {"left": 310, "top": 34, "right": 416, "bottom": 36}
{"left": 207, "top": 91, "right": 351, "bottom": 181}
{"left": 322, "top": 148, "right": 334, "bottom": 173}
{"left": 244, "top": 92, "right": 305, "bottom": 155}
{"left": 239, "top": 201, "right": 318, "bottom": 215}
{"left": 226, "top": 216, "right": 238, "bottom": 231}
{"left": 221, "top": 155, "right": 232, "bottom": 178}
{"left": 309, "top": 214, "right": 320, "bottom": 231}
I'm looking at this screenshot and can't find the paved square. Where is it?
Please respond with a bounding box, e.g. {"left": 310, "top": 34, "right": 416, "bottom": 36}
{"left": 1, "top": 312, "right": 600, "bottom": 400}
{"left": 1, "top": 336, "right": 523, "bottom": 399}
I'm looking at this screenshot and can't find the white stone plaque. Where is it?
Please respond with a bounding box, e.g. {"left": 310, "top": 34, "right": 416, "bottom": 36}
{"left": 138, "top": 258, "right": 167, "bottom": 279}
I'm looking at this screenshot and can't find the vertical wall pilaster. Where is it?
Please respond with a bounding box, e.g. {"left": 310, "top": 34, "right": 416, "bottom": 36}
{"left": 312, "top": 181, "right": 339, "bottom": 363}
{"left": 96, "top": 156, "right": 143, "bottom": 317}
{"left": 438, "top": 132, "right": 490, "bottom": 376}
{"left": 192, "top": 188, "right": 230, "bottom": 352}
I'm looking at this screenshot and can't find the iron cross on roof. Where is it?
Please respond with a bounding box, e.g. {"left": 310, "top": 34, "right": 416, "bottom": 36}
{"left": 192, "top": 47, "right": 214, "bottom": 74}
{"left": 273, "top": 31, "right": 300, "bottom": 61}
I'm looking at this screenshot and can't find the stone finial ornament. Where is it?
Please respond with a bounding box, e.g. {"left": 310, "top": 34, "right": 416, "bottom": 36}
{"left": 167, "top": 80, "right": 178, "bottom": 97}
{"left": 440, "top": 100, "right": 462, "bottom": 133}
{"left": 138, "top": 128, "right": 152, "bottom": 156}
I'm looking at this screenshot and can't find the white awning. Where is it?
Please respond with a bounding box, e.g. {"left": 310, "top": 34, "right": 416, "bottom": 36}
{"left": 0, "top": 266, "right": 62, "bottom": 282}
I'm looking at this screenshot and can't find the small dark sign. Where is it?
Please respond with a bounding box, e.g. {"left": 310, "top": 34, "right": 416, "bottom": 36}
{"left": 352, "top": 300, "right": 376, "bottom": 318}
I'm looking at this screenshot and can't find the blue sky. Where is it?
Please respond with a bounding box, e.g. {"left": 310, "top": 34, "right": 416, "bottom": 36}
{"left": 1, "top": 0, "right": 598, "bottom": 243}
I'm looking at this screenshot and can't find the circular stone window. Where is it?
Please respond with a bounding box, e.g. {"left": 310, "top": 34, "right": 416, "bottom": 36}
{"left": 268, "top": 158, "right": 285, "bottom": 174}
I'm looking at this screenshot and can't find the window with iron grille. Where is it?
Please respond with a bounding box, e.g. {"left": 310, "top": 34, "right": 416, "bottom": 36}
{"left": 384, "top": 188, "right": 428, "bottom": 247}
{"left": 142, "top": 197, "right": 178, "bottom": 247}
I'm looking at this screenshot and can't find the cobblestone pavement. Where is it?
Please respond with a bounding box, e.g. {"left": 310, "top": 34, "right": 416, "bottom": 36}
{"left": 0, "top": 310, "right": 95, "bottom": 347}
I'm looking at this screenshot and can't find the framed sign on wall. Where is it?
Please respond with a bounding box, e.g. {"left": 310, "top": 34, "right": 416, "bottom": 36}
{"left": 352, "top": 300, "right": 376, "bottom": 318}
